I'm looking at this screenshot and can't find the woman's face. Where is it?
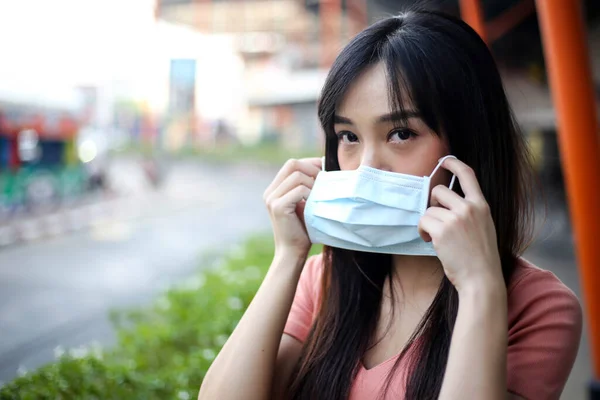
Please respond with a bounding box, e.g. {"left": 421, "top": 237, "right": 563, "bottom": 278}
{"left": 334, "top": 62, "right": 451, "bottom": 188}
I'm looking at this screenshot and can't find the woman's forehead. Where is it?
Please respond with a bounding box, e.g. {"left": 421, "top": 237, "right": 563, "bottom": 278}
{"left": 335, "top": 62, "right": 415, "bottom": 119}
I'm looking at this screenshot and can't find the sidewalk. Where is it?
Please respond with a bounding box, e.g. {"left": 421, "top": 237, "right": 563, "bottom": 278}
{"left": 0, "top": 156, "right": 164, "bottom": 248}
{"left": 0, "top": 193, "right": 121, "bottom": 247}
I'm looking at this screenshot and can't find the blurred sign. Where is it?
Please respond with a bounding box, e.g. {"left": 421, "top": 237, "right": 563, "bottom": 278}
{"left": 169, "top": 59, "right": 196, "bottom": 114}
{"left": 167, "top": 59, "right": 197, "bottom": 151}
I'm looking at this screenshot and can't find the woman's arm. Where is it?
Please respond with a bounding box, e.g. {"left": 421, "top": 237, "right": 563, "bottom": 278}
{"left": 199, "top": 157, "right": 322, "bottom": 400}
{"left": 438, "top": 279, "right": 508, "bottom": 400}
{"left": 198, "top": 253, "right": 305, "bottom": 400}
{"left": 418, "top": 158, "right": 517, "bottom": 399}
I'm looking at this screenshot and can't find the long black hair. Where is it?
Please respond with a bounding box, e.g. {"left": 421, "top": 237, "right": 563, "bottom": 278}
{"left": 288, "top": 7, "right": 536, "bottom": 400}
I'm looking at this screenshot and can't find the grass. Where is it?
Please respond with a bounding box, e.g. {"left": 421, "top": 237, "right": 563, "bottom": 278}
{"left": 113, "top": 142, "right": 321, "bottom": 166}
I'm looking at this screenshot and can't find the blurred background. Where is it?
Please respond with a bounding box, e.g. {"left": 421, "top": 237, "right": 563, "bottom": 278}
{"left": 0, "top": 0, "right": 598, "bottom": 398}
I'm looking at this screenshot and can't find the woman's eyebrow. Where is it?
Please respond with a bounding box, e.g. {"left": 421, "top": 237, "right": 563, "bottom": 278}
{"left": 333, "top": 110, "right": 421, "bottom": 125}
{"left": 333, "top": 115, "right": 353, "bottom": 125}
{"left": 376, "top": 110, "right": 420, "bottom": 123}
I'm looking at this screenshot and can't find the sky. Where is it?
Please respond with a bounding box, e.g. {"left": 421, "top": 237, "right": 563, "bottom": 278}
{"left": 0, "top": 0, "right": 158, "bottom": 86}
{"left": 0, "top": 0, "right": 249, "bottom": 122}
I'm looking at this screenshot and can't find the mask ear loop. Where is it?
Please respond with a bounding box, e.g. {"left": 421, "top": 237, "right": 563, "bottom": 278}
{"left": 321, "top": 156, "right": 326, "bottom": 171}
{"left": 430, "top": 155, "right": 457, "bottom": 190}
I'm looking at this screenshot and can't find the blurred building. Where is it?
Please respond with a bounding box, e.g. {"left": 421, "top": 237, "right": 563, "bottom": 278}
{"left": 156, "top": 0, "right": 363, "bottom": 151}
{"left": 155, "top": 0, "right": 600, "bottom": 165}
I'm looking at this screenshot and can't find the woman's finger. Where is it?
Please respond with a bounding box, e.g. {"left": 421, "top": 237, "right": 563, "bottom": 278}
{"left": 439, "top": 157, "right": 484, "bottom": 201}
{"left": 430, "top": 184, "right": 465, "bottom": 210}
{"left": 264, "top": 157, "right": 320, "bottom": 198}
{"left": 264, "top": 158, "right": 322, "bottom": 199}
{"left": 270, "top": 185, "right": 312, "bottom": 217}
{"left": 266, "top": 171, "right": 315, "bottom": 205}
{"left": 424, "top": 206, "right": 454, "bottom": 223}
{"left": 418, "top": 213, "right": 443, "bottom": 243}
{"left": 306, "top": 157, "right": 324, "bottom": 168}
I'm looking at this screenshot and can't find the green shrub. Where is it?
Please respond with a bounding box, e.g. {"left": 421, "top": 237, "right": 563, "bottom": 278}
{"left": 114, "top": 142, "right": 320, "bottom": 166}
{"left": 0, "top": 236, "right": 322, "bottom": 400}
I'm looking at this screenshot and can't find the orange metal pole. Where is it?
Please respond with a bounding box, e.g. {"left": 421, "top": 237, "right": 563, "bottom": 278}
{"left": 486, "top": 0, "right": 535, "bottom": 42}
{"left": 459, "top": 0, "right": 487, "bottom": 42}
{"left": 320, "top": 0, "right": 342, "bottom": 68}
{"left": 536, "top": 0, "right": 600, "bottom": 383}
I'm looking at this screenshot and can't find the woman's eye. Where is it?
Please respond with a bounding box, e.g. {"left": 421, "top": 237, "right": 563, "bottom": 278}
{"left": 389, "top": 129, "right": 416, "bottom": 143}
{"left": 337, "top": 131, "right": 359, "bottom": 144}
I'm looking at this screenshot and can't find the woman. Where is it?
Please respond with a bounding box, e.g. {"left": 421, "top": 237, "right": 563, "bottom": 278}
{"left": 198, "top": 8, "right": 582, "bottom": 400}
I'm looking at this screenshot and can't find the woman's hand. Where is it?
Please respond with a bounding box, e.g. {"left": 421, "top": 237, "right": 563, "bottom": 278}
{"left": 264, "top": 157, "right": 322, "bottom": 259}
{"left": 418, "top": 157, "right": 504, "bottom": 295}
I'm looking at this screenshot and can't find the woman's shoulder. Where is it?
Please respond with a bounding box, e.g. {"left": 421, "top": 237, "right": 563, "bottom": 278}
{"left": 507, "top": 257, "right": 582, "bottom": 331}
{"left": 301, "top": 252, "right": 325, "bottom": 282}
{"left": 306, "top": 252, "right": 325, "bottom": 270}
{"left": 301, "top": 253, "right": 327, "bottom": 302}
{"left": 508, "top": 257, "right": 578, "bottom": 298}
{"left": 505, "top": 258, "right": 583, "bottom": 398}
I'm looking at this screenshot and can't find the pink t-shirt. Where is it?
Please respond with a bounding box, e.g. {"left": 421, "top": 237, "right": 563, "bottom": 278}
{"left": 284, "top": 254, "right": 582, "bottom": 400}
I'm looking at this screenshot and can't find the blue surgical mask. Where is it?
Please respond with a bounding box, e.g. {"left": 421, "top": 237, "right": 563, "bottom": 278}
{"left": 304, "top": 155, "right": 457, "bottom": 256}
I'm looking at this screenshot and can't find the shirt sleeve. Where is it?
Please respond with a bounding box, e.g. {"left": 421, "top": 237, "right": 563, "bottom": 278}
{"left": 283, "top": 254, "right": 323, "bottom": 343}
{"left": 506, "top": 267, "right": 583, "bottom": 400}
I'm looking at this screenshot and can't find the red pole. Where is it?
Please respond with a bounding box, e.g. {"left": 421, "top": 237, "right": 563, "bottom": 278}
{"left": 320, "top": 0, "right": 342, "bottom": 69}
{"left": 536, "top": 0, "right": 600, "bottom": 385}
{"left": 459, "top": 0, "right": 487, "bottom": 43}
{"left": 486, "top": 0, "right": 535, "bottom": 42}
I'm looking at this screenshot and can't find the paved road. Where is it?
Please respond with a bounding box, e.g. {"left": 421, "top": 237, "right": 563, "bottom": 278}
{"left": 0, "top": 160, "right": 592, "bottom": 399}
{"left": 0, "top": 160, "right": 276, "bottom": 383}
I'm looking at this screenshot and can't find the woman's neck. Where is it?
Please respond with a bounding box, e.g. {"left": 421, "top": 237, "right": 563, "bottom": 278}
{"left": 387, "top": 255, "right": 445, "bottom": 300}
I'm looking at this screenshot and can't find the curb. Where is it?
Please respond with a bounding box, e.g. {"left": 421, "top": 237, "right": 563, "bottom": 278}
{"left": 0, "top": 194, "right": 126, "bottom": 248}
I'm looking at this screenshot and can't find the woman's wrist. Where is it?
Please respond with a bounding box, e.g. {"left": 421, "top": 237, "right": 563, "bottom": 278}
{"left": 274, "top": 245, "right": 309, "bottom": 263}
{"left": 270, "top": 249, "right": 308, "bottom": 276}
{"left": 454, "top": 260, "right": 506, "bottom": 301}
{"left": 456, "top": 273, "right": 507, "bottom": 319}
